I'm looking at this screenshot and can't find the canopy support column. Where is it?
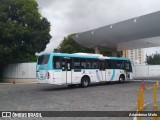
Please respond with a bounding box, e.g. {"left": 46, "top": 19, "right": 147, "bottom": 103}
{"left": 95, "top": 47, "right": 100, "bottom": 54}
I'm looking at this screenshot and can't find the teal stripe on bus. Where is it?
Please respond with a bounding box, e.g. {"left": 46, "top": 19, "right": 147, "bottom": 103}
{"left": 108, "top": 57, "right": 129, "bottom": 60}
{"left": 110, "top": 69, "right": 115, "bottom": 81}
{"left": 54, "top": 69, "right": 62, "bottom": 72}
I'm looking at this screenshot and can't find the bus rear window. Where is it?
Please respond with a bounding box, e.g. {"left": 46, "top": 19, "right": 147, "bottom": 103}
{"left": 38, "top": 55, "right": 50, "bottom": 65}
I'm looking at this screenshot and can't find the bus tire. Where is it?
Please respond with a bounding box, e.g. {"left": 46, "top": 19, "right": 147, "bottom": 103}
{"left": 119, "top": 74, "right": 125, "bottom": 83}
{"left": 81, "top": 76, "right": 90, "bottom": 88}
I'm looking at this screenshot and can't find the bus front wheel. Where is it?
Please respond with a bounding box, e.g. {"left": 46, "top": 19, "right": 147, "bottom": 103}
{"left": 81, "top": 76, "right": 90, "bottom": 88}
{"left": 119, "top": 75, "right": 125, "bottom": 83}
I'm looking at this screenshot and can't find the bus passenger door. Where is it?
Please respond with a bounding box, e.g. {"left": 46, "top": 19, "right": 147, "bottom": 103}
{"left": 61, "top": 58, "right": 72, "bottom": 84}
{"left": 100, "top": 60, "right": 106, "bottom": 81}
{"left": 66, "top": 59, "right": 72, "bottom": 84}
{"left": 124, "top": 61, "right": 133, "bottom": 79}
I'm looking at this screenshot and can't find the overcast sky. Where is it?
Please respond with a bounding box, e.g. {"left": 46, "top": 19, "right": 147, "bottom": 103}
{"left": 37, "top": 0, "right": 160, "bottom": 55}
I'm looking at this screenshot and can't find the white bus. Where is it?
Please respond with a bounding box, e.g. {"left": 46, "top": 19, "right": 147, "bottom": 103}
{"left": 36, "top": 53, "right": 133, "bottom": 87}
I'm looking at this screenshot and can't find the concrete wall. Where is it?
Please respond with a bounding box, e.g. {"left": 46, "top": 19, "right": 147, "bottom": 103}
{"left": 2, "top": 62, "right": 36, "bottom": 83}
{"left": 132, "top": 65, "right": 160, "bottom": 79}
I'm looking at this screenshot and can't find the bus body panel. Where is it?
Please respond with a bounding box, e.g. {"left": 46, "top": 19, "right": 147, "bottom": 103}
{"left": 94, "top": 69, "right": 102, "bottom": 82}
{"left": 71, "top": 69, "right": 105, "bottom": 84}
{"left": 62, "top": 70, "right": 72, "bottom": 84}
{"left": 105, "top": 69, "right": 126, "bottom": 81}
{"left": 100, "top": 70, "right": 106, "bottom": 81}
{"left": 130, "top": 72, "right": 133, "bottom": 79}
{"left": 37, "top": 69, "right": 53, "bottom": 84}
{"left": 36, "top": 53, "right": 133, "bottom": 85}
{"left": 52, "top": 69, "right": 63, "bottom": 85}
{"left": 71, "top": 69, "right": 82, "bottom": 84}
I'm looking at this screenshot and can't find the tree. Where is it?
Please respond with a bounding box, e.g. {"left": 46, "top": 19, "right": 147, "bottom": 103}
{"left": 0, "top": 0, "right": 51, "bottom": 64}
{"left": 146, "top": 53, "right": 160, "bottom": 65}
{"left": 55, "top": 34, "right": 120, "bottom": 56}
{"left": 56, "top": 34, "right": 95, "bottom": 53}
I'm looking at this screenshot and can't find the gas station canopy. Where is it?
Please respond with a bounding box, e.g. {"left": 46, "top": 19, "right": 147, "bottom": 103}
{"left": 73, "top": 11, "right": 160, "bottom": 51}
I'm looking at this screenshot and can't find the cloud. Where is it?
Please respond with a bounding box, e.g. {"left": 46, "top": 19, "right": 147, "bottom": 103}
{"left": 144, "top": 47, "right": 160, "bottom": 56}
{"left": 37, "top": 0, "right": 160, "bottom": 54}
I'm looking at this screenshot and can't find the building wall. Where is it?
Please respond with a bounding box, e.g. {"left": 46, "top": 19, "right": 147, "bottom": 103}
{"left": 123, "top": 49, "right": 145, "bottom": 65}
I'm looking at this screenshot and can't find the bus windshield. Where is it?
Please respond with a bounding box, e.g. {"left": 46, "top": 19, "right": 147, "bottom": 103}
{"left": 124, "top": 61, "right": 132, "bottom": 72}
{"left": 38, "top": 55, "right": 50, "bottom": 65}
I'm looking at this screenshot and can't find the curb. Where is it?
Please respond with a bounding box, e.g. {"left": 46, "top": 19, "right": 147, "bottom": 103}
{"left": 0, "top": 82, "right": 37, "bottom": 85}
{"left": 131, "top": 80, "right": 160, "bottom": 83}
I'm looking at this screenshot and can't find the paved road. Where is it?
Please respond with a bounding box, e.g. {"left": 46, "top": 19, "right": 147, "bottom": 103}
{"left": 0, "top": 80, "right": 159, "bottom": 120}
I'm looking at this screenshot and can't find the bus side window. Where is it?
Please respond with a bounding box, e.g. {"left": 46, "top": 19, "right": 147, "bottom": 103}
{"left": 86, "top": 59, "right": 92, "bottom": 69}
{"left": 107, "top": 60, "right": 119, "bottom": 69}
{"left": 105, "top": 60, "right": 108, "bottom": 69}
{"left": 99, "top": 60, "right": 105, "bottom": 70}
{"left": 80, "top": 58, "right": 86, "bottom": 69}
{"left": 112, "top": 60, "right": 117, "bottom": 69}
{"left": 121, "top": 61, "right": 125, "bottom": 69}
{"left": 61, "top": 59, "right": 66, "bottom": 71}
{"left": 73, "top": 58, "right": 81, "bottom": 69}
{"left": 116, "top": 60, "right": 123, "bottom": 69}
{"left": 106, "top": 60, "right": 112, "bottom": 69}
{"left": 67, "top": 62, "right": 70, "bottom": 70}
{"left": 53, "top": 57, "right": 61, "bottom": 69}
{"left": 102, "top": 61, "right": 105, "bottom": 70}
{"left": 92, "top": 59, "right": 99, "bottom": 69}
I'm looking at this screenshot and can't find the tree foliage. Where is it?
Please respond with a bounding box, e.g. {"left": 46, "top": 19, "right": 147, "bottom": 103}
{"left": 56, "top": 34, "right": 94, "bottom": 53}
{"left": 55, "top": 34, "right": 121, "bottom": 56}
{"left": 0, "top": 0, "right": 51, "bottom": 64}
{"left": 146, "top": 53, "right": 160, "bottom": 65}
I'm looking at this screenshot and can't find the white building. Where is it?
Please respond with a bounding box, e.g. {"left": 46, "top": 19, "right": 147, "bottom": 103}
{"left": 123, "top": 49, "right": 145, "bottom": 65}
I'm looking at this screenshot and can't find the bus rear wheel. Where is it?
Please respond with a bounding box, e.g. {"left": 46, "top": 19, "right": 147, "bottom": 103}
{"left": 81, "top": 76, "right": 90, "bottom": 88}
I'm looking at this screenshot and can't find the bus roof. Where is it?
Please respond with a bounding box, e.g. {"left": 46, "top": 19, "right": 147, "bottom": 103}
{"left": 108, "top": 57, "right": 129, "bottom": 60}
{"left": 47, "top": 53, "right": 130, "bottom": 60}
{"left": 51, "top": 53, "right": 99, "bottom": 59}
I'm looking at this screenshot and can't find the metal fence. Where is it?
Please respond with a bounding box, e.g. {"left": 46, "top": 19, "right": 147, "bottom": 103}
{"left": 2, "top": 63, "right": 160, "bottom": 79}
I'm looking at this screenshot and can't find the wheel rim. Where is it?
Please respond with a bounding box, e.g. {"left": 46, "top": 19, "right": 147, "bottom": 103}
{"left": 84, "top": 79, "right": 88, "bottom": 86}
{"left": 120, "top": 77, "right": 123, "bottom": 81}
